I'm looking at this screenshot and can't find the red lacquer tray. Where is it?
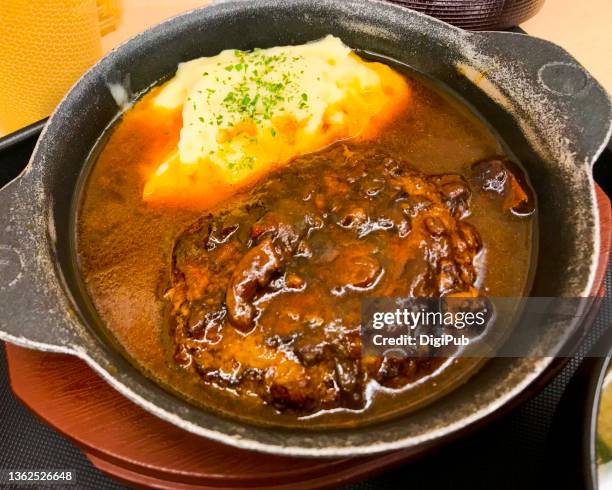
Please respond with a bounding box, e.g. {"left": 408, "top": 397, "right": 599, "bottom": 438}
{"left": 5, "top": 187, "right": 611, "bottom": 489}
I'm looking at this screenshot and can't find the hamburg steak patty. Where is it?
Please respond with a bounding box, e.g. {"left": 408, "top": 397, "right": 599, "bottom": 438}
{"left": 165, "top": 145, "right": 482, "bottom": 413}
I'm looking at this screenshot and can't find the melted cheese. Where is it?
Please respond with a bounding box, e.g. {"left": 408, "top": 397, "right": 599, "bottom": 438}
{"left": 143, "top": 35, "right": 411, "bottom": 208}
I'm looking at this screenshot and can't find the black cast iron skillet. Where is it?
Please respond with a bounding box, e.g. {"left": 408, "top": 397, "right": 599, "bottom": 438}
{"left": 0, "top": 0, "right": 610, "bottom": 457}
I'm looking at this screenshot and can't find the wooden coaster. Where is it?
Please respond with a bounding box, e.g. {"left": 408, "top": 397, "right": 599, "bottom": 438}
{"left": 5, "top": 346, "right": 429, "bottom": 489}
{"left": 5, "top": 187, "right": 611, "bottom": 489}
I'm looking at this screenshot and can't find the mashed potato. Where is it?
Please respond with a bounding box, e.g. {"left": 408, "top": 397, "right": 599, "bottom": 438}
{"left": 143, "top": 35, "right": 410, "bottom": 208}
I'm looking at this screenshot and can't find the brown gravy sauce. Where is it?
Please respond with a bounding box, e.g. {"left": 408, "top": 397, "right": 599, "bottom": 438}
{"left": 76, "top": 69, "right": 534, "bottom": 428}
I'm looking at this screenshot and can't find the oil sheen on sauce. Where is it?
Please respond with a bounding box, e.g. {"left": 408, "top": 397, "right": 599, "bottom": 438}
{"left": 76, "top": 66, "right": 534, "bottom": 428}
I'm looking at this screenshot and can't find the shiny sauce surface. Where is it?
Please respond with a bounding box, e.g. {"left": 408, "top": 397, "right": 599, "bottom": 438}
{"left": 77, "top": 70, "right": 534, "bottom": 428}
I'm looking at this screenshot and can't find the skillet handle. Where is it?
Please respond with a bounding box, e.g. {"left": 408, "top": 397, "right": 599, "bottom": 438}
{"left": 468, "top": 31, "right": 612, "bottom": 167}
{"left": 0, "top": 174, "right": 81, "bottom": 354}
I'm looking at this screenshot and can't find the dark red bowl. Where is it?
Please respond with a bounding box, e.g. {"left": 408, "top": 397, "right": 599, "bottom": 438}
{"left": 386, "top": 0, "right": 545, "bottom": 30}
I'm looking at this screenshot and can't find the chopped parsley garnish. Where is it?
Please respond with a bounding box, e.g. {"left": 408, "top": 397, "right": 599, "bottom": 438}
{"left": 192, "top": 48, "right": 314, "bottom": 169}
{"left": 207, "top": 50, "right": 308, "bottom": 126}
